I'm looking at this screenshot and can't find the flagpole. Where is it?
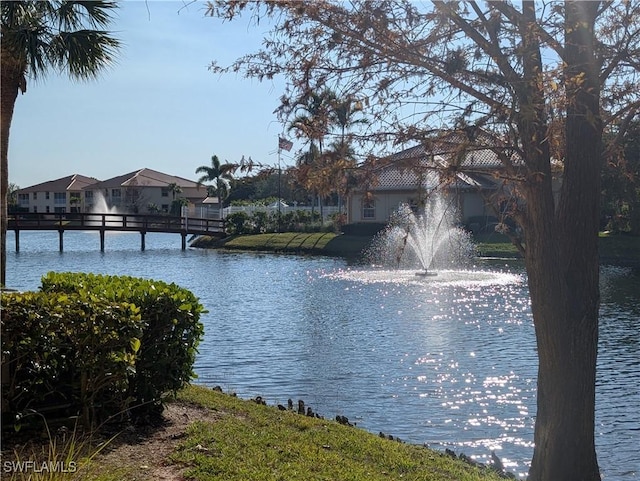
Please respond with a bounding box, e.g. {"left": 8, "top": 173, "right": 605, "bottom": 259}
{"left": 277, "top": 139, "right": 282, "bottom": 233}
{"left": 276, "top": 136, "right": 292, "bottom": 234}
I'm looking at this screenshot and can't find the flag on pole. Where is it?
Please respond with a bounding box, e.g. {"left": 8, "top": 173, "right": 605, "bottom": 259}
{"left": 278, "top": 136, "right": 293, "bottom": 152}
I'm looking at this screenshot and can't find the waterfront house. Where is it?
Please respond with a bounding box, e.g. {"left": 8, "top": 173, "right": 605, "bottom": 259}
{"left": 83, "top": 168, "right": 220, "bottom": 216}
{"left": 15, "top": 168, "right": 222, "bottom": 217}
{"left": 346, "top": 130, "right": 528, "bottom": 231}
{"left": 15, "top": 174, "right": 99, "bottom": 214}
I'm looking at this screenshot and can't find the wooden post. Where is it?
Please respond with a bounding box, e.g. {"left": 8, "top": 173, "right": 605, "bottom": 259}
{"left": 100, "top": 230, "right": 105, "bottom": 252}
{"left": 58, "top": 230, "right": 64, "bottom": 252}
{"left": 181, "top": 232, "right": 186, "bottom": 250}
{"left": 141, "top": 231, "right": 146, "bottom": 251}
{"left": 14, "top": 230, "right": 19, "bottom": 253}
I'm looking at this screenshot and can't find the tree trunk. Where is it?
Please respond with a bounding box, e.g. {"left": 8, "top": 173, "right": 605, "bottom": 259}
{"left": 0, "top": 49, "right": 23, "bottom": 288}
{"left": 527, "top": 3, "right": 602, "bottom": 480}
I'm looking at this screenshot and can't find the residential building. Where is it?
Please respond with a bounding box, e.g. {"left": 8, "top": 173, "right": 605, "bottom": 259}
{"left": 15, "top": 168, "right": 221, "bottom": 217}
{"left": 346, "top": 130, "right": 531, "bottom": 230}
{"left": 15, "top": 174, "right": 99, "bottom": 214}
{"left": 85, "top": 168, "right": 219, "bottom": 216}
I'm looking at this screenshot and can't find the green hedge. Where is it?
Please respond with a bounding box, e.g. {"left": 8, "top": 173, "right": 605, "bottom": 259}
{"left": 1, "top": 272, "right": 205, "bottom": 427}
{"left": 225, "top": 210, "right": 328, "bottom": 235}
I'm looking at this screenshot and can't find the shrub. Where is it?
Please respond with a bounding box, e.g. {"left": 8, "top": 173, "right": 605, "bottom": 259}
{"left": 1, "top": 272, "right": 205, "bottom": 427}
{"left": 1, "top": 291, "right": 143, "bottom": 428}
{"left": 251, "top": 211, "right": 270, "bottom": 233}
{"left": 226, "top": 211, "right": 250, "bottom": 234}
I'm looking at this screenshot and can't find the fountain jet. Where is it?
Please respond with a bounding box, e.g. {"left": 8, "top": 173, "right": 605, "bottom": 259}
{"left": 368, "top": 195, "right": 475, "bottom": 275}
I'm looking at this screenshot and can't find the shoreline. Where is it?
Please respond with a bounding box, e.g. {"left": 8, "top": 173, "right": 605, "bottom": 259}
{"left": 190, "top": 232, "right": 640, "bottom": 269}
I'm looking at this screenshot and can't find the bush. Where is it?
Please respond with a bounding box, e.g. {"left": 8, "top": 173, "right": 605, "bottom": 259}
{"left": 1, "top": 272, "right": 205, "bottom": 427}
{"left": 223, "top": 209, "right": 334, "bottom": 234}
{"left": 1, "top": 291, "right": 143, "bottom": 428}
{"left": 226, "top": 211, "right": 250, "bottom": 234}
{"left": 251, "top": 211, "right": 271, "bottom": 233}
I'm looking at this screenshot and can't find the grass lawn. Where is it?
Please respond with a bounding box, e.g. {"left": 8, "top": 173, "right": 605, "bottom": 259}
{"left": 473, "top": 232, "right": 522, "bottom": 258}
{"left": 474, "top": 232, "right": 640, "bottom": 265}
{"left": 191, "top": 232, "right": 372, "bottom": 259}
{"left": 5, "top": 385, "right": 507, "bottom": 481}
{"left": 167, "top": 385, "right": 506, "bottom": 481}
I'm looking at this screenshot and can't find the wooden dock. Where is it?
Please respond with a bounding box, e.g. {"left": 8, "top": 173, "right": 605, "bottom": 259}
{"left": 8, "top": 212, "right": 225, "bottom": 251}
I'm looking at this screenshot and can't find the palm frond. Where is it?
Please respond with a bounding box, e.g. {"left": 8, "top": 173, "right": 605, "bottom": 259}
{"left": 56, "top": 1, "right": 119, "bottom": 30}
{"left": 49, "top": 30, "right": 120, "bottom": 79}
{"left": 1, "top": 0, "right": 121, "bottom": 80}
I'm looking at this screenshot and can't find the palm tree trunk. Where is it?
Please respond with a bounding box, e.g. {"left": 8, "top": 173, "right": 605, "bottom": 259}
{"left": 0, "top": 52, "right": 23, "bottom": 287}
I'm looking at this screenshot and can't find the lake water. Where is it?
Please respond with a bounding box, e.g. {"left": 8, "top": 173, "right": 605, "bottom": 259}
{"left": 4, "top": 231, "right": 639, "bottom": 479}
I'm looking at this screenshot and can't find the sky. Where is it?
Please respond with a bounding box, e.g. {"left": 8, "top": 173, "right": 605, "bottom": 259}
{"left": 9, "top": 0, "right": 294, "bottom": 189}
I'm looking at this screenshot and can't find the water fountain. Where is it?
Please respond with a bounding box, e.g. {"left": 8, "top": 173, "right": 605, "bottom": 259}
{"left": 367, "top": 195, "right": 475, "bottom": 276}
{"left": 90, "top": 190, "right": 119, "bottom": 214}
{"left": 88, "top": 190, "right": 122, "bottom": 226}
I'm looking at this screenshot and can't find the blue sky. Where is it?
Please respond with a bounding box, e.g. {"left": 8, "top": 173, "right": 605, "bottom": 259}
{"left": 9, "top": 1, "right": 293, "bottom": 188}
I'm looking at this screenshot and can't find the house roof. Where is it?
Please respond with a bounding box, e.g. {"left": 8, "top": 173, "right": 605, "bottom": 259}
{"left": 18, "top": 168, "right": 219, "bottom": 205}
{"left": 90, "top": 168, "right": 201, "bottom": 190}
{"left": 386, "top": 130, "right": 517, "bottom": 170}
{"left": 361, "top": 129, "right": 521, "bottom": 192}
{"left": 17, "top": 174, "right": 99, "bottom": 193}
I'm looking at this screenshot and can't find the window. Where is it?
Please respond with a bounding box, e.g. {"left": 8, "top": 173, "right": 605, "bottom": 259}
{"left": 125, "top": 188, "right": 140, "bottom": 205}
{"left": 45, "top": 192, "right": 50, "bottom": 200}
{"left": 85, "top": 190, "right": 93, "bottom": 200}
{"left": 54, "top": 192, "right": 66, "bottom": 205}
{"left": 33, "top": 192, "right": 37, "bottom": 200}
{"left": 161, "top": 204, "right": 169, "bottom": 213}
{"left": 32, "top": 206, "right": 38, "bottom": 213}
{"left": 111, "top": 189, "right": 122, "bottom": 205}
{"left": 54, "top": 207, "right": 66, "bottom": 213}
{"left": 362, "top": 199, "right": 376, "bottom": 220}
{"left": 161, "top": 188, "right": 169, "bottom": 197}
{"left": 18, "top": 193, "right": 29, "bottom": 204}
{"left": 46, "top": 206, "right": 50, "bottom": 213}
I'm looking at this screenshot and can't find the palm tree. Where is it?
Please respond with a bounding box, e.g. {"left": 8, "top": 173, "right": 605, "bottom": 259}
{"left": 288, "top": 89, "right": 337, "bottom": 219}
{"left": 324, "top": 139, "right": 358, "bottom": 213}
{"left": 330, "top": 96, "right": 367, "bottom": 143}
{"left": 147, "top": 202, "right": 161, "bottom": 214}
{"left": 288, "top": 89, "right": 336, "bottom": 154}
{"left": 170, "top": 197, "right": 189, "bottom": 217}
{"left": 195, "top": 155, "right": 236, "bottom": 219}
{"left": 327, "top": 97, "right": 366, "bottom": 214}
{"left": 167, "top": 182, "right": 183, "bottom": 201}
{"left": 7, "top": 183, "right": 20, "bottom": 211}
{"left": 0, "top": 1, "right": 120, "bottom": 287}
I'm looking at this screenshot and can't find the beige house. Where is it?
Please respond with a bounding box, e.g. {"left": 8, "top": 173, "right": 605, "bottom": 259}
{"left": 346, "top": 131, "right": 524, "bottom": 230}
{"left": 15, "top": 174, "right": 99, "bottom": 213}
{"left": 86, "top": 168, "right": 219, "bottom": 216}
{"left": 16, "top": 168, "right": 221, "bottom": 217}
